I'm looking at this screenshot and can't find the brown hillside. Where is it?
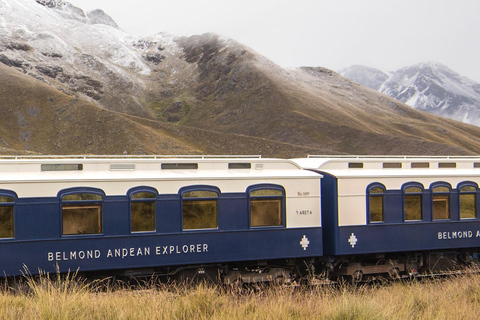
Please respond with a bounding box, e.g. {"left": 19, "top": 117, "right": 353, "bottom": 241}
{"left": 0, "top": 64, "right": 196, "bottom": 155}
{"left": 170, "top": 34, "right": 480, "bottom": 155}
{"left": 3, "top": 24, "right": 480, "bottom": 157}
{"left": 0, "top": 63, "right": 335, "bottom": 157}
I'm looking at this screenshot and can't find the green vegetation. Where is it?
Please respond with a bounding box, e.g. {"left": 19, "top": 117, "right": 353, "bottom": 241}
{"left": 3, "top": 271, "right": 480, "bottom": 319}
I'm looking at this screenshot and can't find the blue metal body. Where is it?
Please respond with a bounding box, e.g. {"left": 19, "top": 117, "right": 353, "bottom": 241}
{"left": 320, "top": 173, "right": 480, "bottom": 256}
{"left": 1, "top": 192, "right": 322, "bottom": 276}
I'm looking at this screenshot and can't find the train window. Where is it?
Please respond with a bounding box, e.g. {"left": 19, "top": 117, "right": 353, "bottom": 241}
{"left": 62, "top": 193, "right": 102, "bottom": 201}
{"left": 162, "top": 163, "right": 198, "bottom": 170}
{"left": 411, "top": 163, "right": 429, "bottom": 168}
{"left": 110, "top": 163, "right": 136, "bottom": 170}
{"left": 404, "top": 186, "right": 423, "bottom": 221}
{"left": 130, "top": 191, "right": 156, "bottom": 232}
{"left": 438, "top": 163, "right": 456, "bottom": 168}
{"left": 249, "top": 189, "right": 284, "bottom": 227}
{"left": 41, "top": 164, "right": 83, "bottom": 171}
{"left": 0, "top": 195, "right": 14, "bottom": 238}
{"left": 432, "top": 186, "right": 450, "bottom": 220}
{"left": 348, "top": 163, "right": 363, "bottom": 169}
{"left": 182, "top": 190, "right": 218, "bottom": 230}
{"left": 229, "top": 163, "right": 252, "bottom": 169}
{"left": 62, "top": 193, "right": 103, "bottom": 235}
{"left": 460, "top": 185, "right": 477, "bottom": 219}
{"left": 383, "top": 163, "right": 402, "bottom": 169}
{"left": 368, "top": 187, "right": 384, "bottom": 223}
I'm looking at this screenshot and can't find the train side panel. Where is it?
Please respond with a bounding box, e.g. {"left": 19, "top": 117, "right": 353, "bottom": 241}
{"left": 311, "top": 159, "right": 480, "bottom": 257}
{"left": 0, "top": 158, "right": 323, "bottom": 277}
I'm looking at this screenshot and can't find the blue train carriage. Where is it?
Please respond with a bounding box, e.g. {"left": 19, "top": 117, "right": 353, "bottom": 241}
{"left": 0, "top": 156, "right": 322, "bottom": 283}
{"left": 295, "top": 156, "right": 480, "bottom": 281}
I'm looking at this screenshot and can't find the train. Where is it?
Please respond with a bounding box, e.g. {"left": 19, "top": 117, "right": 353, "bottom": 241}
{"left": 0, "top": 155, "right": 480, "bottom": 283}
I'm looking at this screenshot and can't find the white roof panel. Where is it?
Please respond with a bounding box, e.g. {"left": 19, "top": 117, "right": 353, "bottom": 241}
{"left": 292, "top": 156, "right": 480, "bottom": 179}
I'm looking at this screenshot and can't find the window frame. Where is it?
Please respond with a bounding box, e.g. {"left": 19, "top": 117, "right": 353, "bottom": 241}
{"left": 180, "top": 186, "right": 220, "bottom": 231}
{"left": 458, "top": 181, "right": 478, "bottom": 220}
{"left": 59, "top": 188, "right": 104, "bottom": 236}
{"left": 403, "top": 182, "right": 424, "bottom": 222}
{"left": 366, "top": 183, "right": 385, "bottom": 224}
{"left": 247, "top": 184, "right": 286, "bottom": 228}
{"left": 430, "top": 182, "right": 452, "bottom": 221}
{"left": 128, "top": 187, "right": 158, "bottom": 233}
{"left": 0, "top": 191, "right": 16, "bottom": 239}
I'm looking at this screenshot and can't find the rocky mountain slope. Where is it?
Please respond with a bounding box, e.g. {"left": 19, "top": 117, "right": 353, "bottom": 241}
{"left": 2, "top": 0, "right": 480, "bottom": 156}
{"left": 340, "top": 63, "right": 480, "bottom": 126}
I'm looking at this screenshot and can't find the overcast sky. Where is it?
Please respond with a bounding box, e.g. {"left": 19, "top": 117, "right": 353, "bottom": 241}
{"left": 67, "top": 0, "right": 480, "bottom": 82}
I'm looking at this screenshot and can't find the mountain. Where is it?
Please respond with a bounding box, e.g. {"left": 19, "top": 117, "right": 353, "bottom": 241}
{"left": 340, "top": 62, "right": 480, "bottom": 126}
{"left": 2, "top": 0, "right": 480, "bottom": 156}
{"left": 338, "top": 65, "right": 389, "bottom": 91}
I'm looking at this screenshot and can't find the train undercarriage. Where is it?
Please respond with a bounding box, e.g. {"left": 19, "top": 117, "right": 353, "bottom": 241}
{"left": 326, "top": 249, "right": 480, "bottom": 282}
{"left": 92, "top": 248, "right": 480, "bottom": 286}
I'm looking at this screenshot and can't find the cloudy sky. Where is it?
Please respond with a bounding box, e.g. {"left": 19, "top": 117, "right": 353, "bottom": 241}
{"left": 68, "top": 0, "right": 480, "bottom": 82}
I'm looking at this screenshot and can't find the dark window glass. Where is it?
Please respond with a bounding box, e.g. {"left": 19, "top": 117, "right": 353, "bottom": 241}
{"left": 0, "top": 195, "right": 14, "bottom": 238}
{"left": 432, "top": 186, "right": 450, "bottom": 220}
{"left": 368, "top": 187, "right": 384, "bottom": 222}
{"left": 229, "top": 163, "right": 252, "bottom": 169}
{"left": 383, "top": 163, "right": 402, "bottom": 168}
{"left": 0, "top": 196, "right": 14, "bottom": 203}
{"left": 62, "top": 193, "right": 102, "bottom": 235}
{"left": 131, "top": 192, "right": 156, "bottom": 200}
{"left": 162, "top": 163, "right": 198, "bottom": 170}
{"left": 183, "top": 190, "right": 218, "bottom": 230}
{"left": 404, "top": 187, "right": 422, "bottom": 221}
{"left": 250, "top": 189, "right": 283, "bottom": 197}
{"left": 62, "top": 205, "right": 102, "bottom": 235}
{"left": 184, "top": 191, "right": 218, "bottom": 198}
{"left": 460, "top": 186, "right": 477, "bottom": 219}
{"left": 0, "top": 207, "right": 14, "bottom": 239}
{"left": 250, "top": 188, "right": 283, "bottom": 227}
{"left": 438, "top": 163, "right": 456, "bottom": 168}
{"left": 348, "top": 163, "right": 363, "bottom": 168}
{"left": 131, "top": 191, "right": 156, "bottom": 232}
{"left": 62, "top": 193, "right": 102, "bottom": 201}
{"left": 41, "top": 164, "right": 83, "bottom": 171}
{"left": 411, "top": 163, "right": 429, "bottom": 168}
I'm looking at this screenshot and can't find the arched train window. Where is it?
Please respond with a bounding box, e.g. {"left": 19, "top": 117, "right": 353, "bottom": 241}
{"left": 130, "top": 190, "right": 156, "bottom": 232}
{"left": 368, "top": 184, "right": 384, "bottom": 223}
{"left": 61, "top": 190, "right": 103, "bottom": 235}
{"left": 432, "top": 183, "right": 451, "bottom": 220}
{"left": 404, "top": 184, "right": 423, "bottom": 221}
{"left": 459, "top": 183, "right": 478, "bottom": 219}
{"left": 182, "top": 188, "right": 219, "bottom": 230}
{"left": 0, "top": 193, "right": 15, "bottom": 238}
{"left": 249, "top": 187, "right": 284, "bottom": 227}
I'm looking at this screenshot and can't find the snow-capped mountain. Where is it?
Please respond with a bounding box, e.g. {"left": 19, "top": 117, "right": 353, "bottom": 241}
{"left": 338, "top": 65, "right": 389, "bottom": 91}
{"left": 340, "top": 62, "right": 480, "bottom": 126}
{"left": 0, "top": 0, "right": 180, "bottom": 116}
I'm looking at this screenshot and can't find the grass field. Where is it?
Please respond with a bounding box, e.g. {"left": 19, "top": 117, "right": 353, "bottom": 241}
{"left": 1, "top": 271, "right": 480, "bottom": 319}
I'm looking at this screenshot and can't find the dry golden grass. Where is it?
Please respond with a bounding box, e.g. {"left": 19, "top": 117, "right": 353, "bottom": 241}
{"left": 2, "top": 272, "right": 480, "bottom": 319}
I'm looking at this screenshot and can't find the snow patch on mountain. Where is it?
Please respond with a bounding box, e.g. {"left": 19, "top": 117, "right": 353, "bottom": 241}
{"left": 339, "top": 65, "right": 389, "bottom": 91}
{"left": 87, "top": 9, "right": 118, "bottom": 28}
{"left": 35, "top": 0, "right": 117, "bottom": 27}
{"left": 0, "top": 0, "right": 192, "bottom": 117}
{"left": 340, "top": 62, "right": 480, "bottom": 126}
{"left": 0, "top": 0, "right": 176, "bottom": 83}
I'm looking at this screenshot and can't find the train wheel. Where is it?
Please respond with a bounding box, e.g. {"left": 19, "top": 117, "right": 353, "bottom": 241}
{"left": 388, "top": 267, "right": 400, "bottom": 280}
{"left": 274, "top": 275, "right": 285, "bottom": 286}
{"left": 352, "top": 270, "right": 363, "bottom": 283}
